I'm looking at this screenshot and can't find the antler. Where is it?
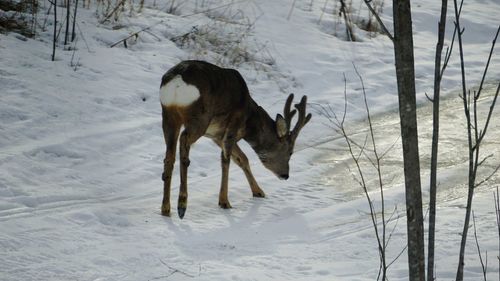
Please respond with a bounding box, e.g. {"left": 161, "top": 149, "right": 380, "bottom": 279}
{"left": 283, "top": 94, "right": 297, "bottom": 131}
{"left": 283, "top": 94, "right": 312, "bottom": 143}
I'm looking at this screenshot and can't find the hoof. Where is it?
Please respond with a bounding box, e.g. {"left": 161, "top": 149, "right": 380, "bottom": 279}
{"left": 178, "top": 195, "right": 187, "bottom": 219}
{"left": 219, "top": 201, "right": 232, "bottom": 209}
{"left": 161, "top": 204, "right": 170, "bottom": 217}
{"left": 252, "top": 191, "right": 266, "bottom": 198}
{"left": 177, "top": 207, "right": 186, "bottom": 219}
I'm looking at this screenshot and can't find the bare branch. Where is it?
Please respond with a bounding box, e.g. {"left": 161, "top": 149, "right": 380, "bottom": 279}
{"left": 318, "top": 0, "right": 329, "bottom": 24}
{"left": 475, "top": 163, "right": 500, "bottom": 188}
{"left": 100, "top": 0, "right": 126, "bottom": 23}
{"left": 362, "top": 0, "right": 394, "bottom": 41}
{"left": 473, "top": 211, "right": 488, "bottom": 281}
{"left": 385, "top": 206, "right": 400, "bottom": 248}
{"left": 353, "top": 62, "right": 388, "bottom": 278}
{"left": 477, "top": 154, "right": 494, "bottom": 168}
{"left": 478, "top": 82, "right": 500, "bottom": 145}
{"left": 287, "top": 0, "right": 297, "bottom": 20}
{"left": 159, "top": 259, "right": 196, "bottom": 278}
{"left": 379, "top": 136, "right": 400, "bottom": 161}
{"left": 441, "top": 0, "right": 464, "bottom": 78}
{"left": 339, "top": 0, "right": 356, "bottom": 41}
{"left": 387, "top": 244, "right": 408, "bottom": 269}
{"left": 425, "top": 92, "right": 434, "bottom": 102}
{"left": 110, "top": 22, "right": 162, "bottom": 48}
{"left": 341, "top": 73, "right": 348, "bottom": 126}
{"left": 180, "top": 0, "right": 249, "bottom": 18}
{"left": 336, "top": 92, "right": 386, "bottom": 280}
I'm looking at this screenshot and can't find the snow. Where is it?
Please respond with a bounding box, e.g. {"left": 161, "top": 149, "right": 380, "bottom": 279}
{"left": 1, "top": 0, "right": 499, "bottom": 280}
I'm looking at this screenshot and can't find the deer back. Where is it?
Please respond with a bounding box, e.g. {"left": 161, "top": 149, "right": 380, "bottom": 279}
{"left": 160, "top": 61, "right": 251, "bottom": 119}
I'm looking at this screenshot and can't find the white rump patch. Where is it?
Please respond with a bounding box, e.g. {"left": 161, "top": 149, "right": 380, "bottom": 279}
{"left": 159, "top": 75, "right": 200, "bottom": 106}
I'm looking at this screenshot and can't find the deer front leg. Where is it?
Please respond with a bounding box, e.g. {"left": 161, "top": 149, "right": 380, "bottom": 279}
{"left": 219, "top": 132, "right": 235, "bottom": 209}
{"left": 230, "top": 144, "right": 265, "bottom": 198}
{"left": 219, "top": 117, "right": 245, "bottom": 209}
{"left": 219, "top": 150, "right": 232, "bottom": 209}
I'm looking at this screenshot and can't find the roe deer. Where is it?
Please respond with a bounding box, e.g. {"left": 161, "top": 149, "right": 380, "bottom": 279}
{"left": 159, "top": 60, "right": 311, "bottom": 218}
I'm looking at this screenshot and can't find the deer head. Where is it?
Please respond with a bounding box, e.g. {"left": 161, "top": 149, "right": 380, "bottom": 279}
{"left": 256, "top": 94, "right": 312, "bottom": 180}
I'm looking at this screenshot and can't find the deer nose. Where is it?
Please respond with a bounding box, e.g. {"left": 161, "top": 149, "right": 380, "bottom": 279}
{"left": 279, "top": 174, "right": 289, "bottom": 180}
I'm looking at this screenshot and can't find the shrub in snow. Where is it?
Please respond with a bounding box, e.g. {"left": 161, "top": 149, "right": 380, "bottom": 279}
{"left": 0, "top": 0, "right": 37, "bottom": 37}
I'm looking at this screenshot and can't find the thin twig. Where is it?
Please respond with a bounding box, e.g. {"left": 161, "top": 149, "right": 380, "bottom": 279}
{"left": 478, "top": 81, "right": 500, "bottom": 145}
{"left": 339, "top": 0, "right": 356, "bottom": 41}
{"left": 477, "top": 154, "right": 494, "bottom": 168}
{"left": 362, "top": 0, "right": 393, "bottom": 41}
{"left": 385, "top": 206, "right": 400, "bottom": 248}
{"left": 110, "top": 23, "right": 160, "bottom": 48}
{"left": 318, "top": 0, "right": 329, "bottom": 24}
{"left": 159, "top": 259, "right": 196, "bottom": 278}
{"left": 425, "top": 92, "right": 434, "bottom": 102}
{"left": 75, "top": 20, "right": 91, "bottom": 52}
{"left": 379, "top": 136, "right": 400, "bottom": 161}
{"left": 472, "top": 211, "right": 488, "bottom": 281}
{"left": 180, "top": 0, "right": 249, "bottom": 18}
{"left": 100, "top": 0, "right": 126, "bottom": 23}
{"left": 353, "top": 62, "right": 388, "bottom": 280}
{"left": 387, "top": 244, "right": 408, "bottom": 269}
{"left": 440, "top": 0, "right": 463, "bottom": 78}
{"left": 475, "top": 25, "right": 500, "bottom": 100}
{"left": 335, "top": 79, "right": 385, "bottom": 275}
{"left": 287, "top": 0, "right": 297, "bottom": 20}
{"left": 475, "top": 163, "right": 500, "bottom": 188}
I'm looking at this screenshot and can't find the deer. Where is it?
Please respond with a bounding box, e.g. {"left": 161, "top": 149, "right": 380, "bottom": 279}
{"left": 159, "top": 60, "right": 311, "bottom": 219}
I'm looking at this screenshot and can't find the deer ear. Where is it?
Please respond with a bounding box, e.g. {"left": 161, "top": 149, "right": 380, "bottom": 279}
{"left": 275, "top": 114, "right": 288, "bottom": 138}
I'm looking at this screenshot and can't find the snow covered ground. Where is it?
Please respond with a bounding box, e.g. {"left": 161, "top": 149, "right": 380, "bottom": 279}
{"left": 1, "top": 0, "right": 499, "bottom": 280}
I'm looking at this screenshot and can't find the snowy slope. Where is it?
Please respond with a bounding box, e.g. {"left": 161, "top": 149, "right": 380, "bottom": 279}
{"left": 1, "top": 0, "right": 499, "bottom": 280}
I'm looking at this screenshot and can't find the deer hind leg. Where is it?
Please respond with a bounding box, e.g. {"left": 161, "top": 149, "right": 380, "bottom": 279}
{"left": 177, "top": 126, "right": 206, "bottom": 219}
{"left": 231, "top": 144, "right": 265, "bottom": 198}
{"left": 161, "top": 108, "right": 181, "bottom": 217}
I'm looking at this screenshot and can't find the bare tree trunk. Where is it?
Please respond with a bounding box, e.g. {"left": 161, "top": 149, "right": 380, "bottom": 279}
{"left": 52, "top": 0, "right": 57, "bottom": 61}
{"left": 455, "top": 19, "right": 500, "bottom": 279}
{"left": 339, "top": 0, "right": 356, "bottom": 41}
{"left": 72, "top": 0, "right": 78, "bottom": 42}
{"left": 453, "top": 0, "right": 471, "bottom": 278}
{"left": 64, "top": 0, "right": 70, "bottom": 45}
{"left": 495, "top": 187, "right": 500, "bottom": 281}
{"left": 392, "top": 0, "right": 425, "bottom": 280}
{"left": 428, "top": 1, "right": 448, "bottom": 280}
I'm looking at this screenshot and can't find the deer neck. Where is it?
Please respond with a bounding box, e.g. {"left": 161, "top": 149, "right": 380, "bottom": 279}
{"left": 243, "top": 101, "right": 277, "bottom": 154}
